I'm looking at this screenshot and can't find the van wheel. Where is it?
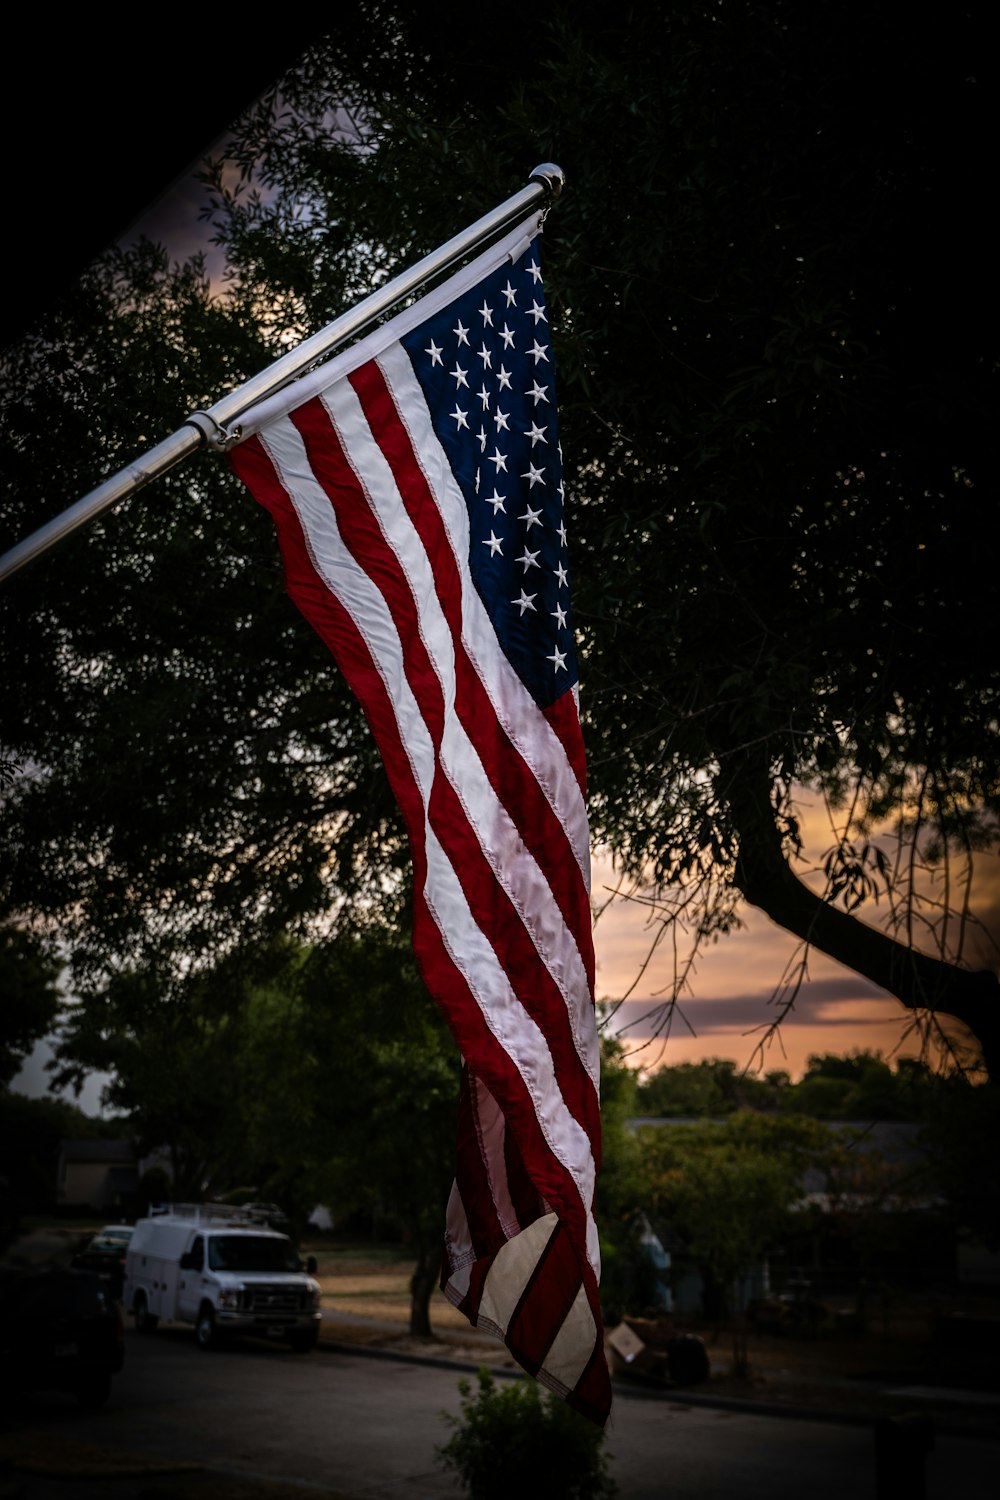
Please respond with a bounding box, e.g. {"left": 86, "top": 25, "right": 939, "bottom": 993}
{"left": 134, "top": 1294, "right": 159, "bottom": 1334}
{"left": 195, "top": 1306, "right": 218, "bottom": 1350}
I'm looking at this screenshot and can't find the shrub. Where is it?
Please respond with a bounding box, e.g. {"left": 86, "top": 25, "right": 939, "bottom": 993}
{"left": 436, "top": 1367, "right": 617, "bottom": 1499}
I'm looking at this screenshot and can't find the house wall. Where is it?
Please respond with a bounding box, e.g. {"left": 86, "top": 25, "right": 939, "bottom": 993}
{"left": 61, "top": 1162, "right": 117, "bottom": 1209}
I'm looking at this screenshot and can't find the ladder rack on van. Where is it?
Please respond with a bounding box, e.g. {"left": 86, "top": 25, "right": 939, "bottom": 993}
{"left": 149, "top": 1202, "right": 275, "bottom": 1227}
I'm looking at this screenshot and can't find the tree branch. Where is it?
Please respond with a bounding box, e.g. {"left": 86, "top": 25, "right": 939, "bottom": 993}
{"left": 726, "top": 751, "right": 1000, "bottom": 1079}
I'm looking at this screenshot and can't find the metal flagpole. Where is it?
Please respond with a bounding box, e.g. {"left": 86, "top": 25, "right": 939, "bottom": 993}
{"left": 0, "top": 164, "right": 564, "bottom": 586}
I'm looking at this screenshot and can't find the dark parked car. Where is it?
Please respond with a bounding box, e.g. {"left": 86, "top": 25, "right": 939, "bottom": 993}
{"left": 0, "top": 1264, "right": 125, "bottom": 1408}
{"left": 70, "top": 1225, "right": 133, "bottom": 1299}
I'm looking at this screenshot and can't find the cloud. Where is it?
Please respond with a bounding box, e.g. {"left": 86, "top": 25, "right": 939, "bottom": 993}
{"left": 605, "top": 976, "right": 899, "bottom": 1041}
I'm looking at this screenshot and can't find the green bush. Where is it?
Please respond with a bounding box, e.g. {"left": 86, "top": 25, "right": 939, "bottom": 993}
{"left": 436, "top": 1367, "right": 617, "bottom": 1499}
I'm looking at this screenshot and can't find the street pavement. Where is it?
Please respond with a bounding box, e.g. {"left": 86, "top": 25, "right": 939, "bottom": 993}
{"left": 0, "top": 1324, "right": 997, "bottom": 1499}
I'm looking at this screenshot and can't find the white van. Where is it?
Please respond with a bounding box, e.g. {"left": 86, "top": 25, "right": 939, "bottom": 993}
{"left": 123, "top": 1203, "right": 322, "bottom": 1352}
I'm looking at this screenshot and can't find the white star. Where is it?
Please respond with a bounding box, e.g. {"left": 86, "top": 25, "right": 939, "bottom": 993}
{"left": 528, "top": 340, "right": 549, "bottom": 364}
{"left": 517, "top": 546, "right": 541, "bottom": 571}
{"left": 494, "top": 409, "right": 510, "bottom": 431}
{"left": 519, "top": 504, "right": 543, "bottom": 530}
{"left": 511, "top": 589, "right": 537, "bottom": 615}
{"left": 555, "top": 562, "right": 569, "bottom": 587}
{"left": 450, "top": 363, "right": 469, "bottom": 388}
{"left": 524, "top": 422, "right": 548, "bottom": 447}
{"left": 483, "top": 532, "right": 503, "bottom": 556}
{"left": 525, "top": 381, "right": 549, "bottom": 405}
{"left": 552, "top": 603, "right": 568, "bottom": 628}
{"left": 453, "top": 320, "right": 470, "bottom": 346}
{"left": 477, "top": 426, "right": 488, "bottom": 451}
{"left": 451, "top": 406, "right": 469, "bottom": 430}
{"left": 478, "top": 343, "right": 493, "bottom": 368}
{"left": 501, "top": 281, "right": 517, "bottom": 306}
{"left": 479, "top": 301, "right": 494, "bottom": 326}
{"left": 497, "top": 364, "right": 512, "bottom": 391}
{"left": 489, "top": 448, "right": 508, "bottom": 472}
{"left": 528, "top": 301, "right": 548, "bottom": 324}
{"left": 521, "top": 462, "right": 545, "bottom": 488}
{"left": 485, "top": 488, "right": 506, "bottom": 513}
{"left": 557, "top": 521, "right": 568, "bottom": 545}
{"left": 425, "top": 340, "right": 444, "bottom": 366}
{"left": 500, "top": 324, "right": 515, "bottom": 349}
{"left": 527, "top": 259, "right": 543, "bottom": 284}
{"left": 477, "top": 385, "right": 491, "bottom": 409}
{"left": 547, "top": 646, "right": 568, "bottom": 673}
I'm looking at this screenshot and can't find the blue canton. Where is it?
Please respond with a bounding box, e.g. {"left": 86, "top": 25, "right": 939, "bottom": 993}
{"left": 401, "top": 246, "right": 577, "bottom": 710}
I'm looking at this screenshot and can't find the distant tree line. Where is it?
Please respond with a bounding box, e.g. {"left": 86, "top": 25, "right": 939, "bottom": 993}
{"left": 631, "top": 1049, "right": 964, "bottom": 1121}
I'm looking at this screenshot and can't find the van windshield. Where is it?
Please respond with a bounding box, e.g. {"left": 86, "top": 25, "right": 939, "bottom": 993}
{"left": 207, "top": 1235, "right": 301, "bottom": 1273}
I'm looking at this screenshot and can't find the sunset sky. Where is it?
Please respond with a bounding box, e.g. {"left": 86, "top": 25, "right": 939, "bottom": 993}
{"left": 591, "top": 779, "right": 1000, "bottom": 1081}
{"left": 592, "top": 844, "right": 931, "bottom": 1082}
{"left": 19, "top": 794, "right": 992, "bottom": 1114}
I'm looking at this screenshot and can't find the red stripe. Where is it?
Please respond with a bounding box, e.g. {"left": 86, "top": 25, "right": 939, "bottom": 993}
{"left": 458, "top": 1246, "right": 495, "bottom": 1328}
{"left": 351, "top": 360, "right": 596, "bottom": 996}
{"left": 454, "top": 1068, "right": 509, "bottom": 1260}
{"left": 288, "top": 378, "right": 599, "bottom": 1145}
{"left": 229, "top": 424, "right": 430, "bottom": 848}
{"left": 503, "top": 1107, "right": 544, "bottom": 1229}
{"left": 543, "top": 689, "right": 588, "bottom": 802}
{"left": 233, "top": 426, "right": 596, "bottom": 1259}
{"left": 429, "top": 772, "right": 599, "bottom": 1143}
{"left": 565, "top": 1335, "right": 614, "bottom": 1428}
{"left": 505, "top": 1217, "right": 580, "bottom": 1374}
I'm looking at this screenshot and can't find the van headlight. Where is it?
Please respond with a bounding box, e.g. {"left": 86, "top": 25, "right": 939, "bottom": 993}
{"left": 309, "top": 1286, "right": 323, "bottom": 1310}
{"left": 218, "top": 1289, "right": 242, "bottom": 1310}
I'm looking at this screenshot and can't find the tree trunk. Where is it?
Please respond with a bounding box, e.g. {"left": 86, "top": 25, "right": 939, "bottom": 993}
{"left": 725, "top": 752, "right": 1000, "bottom": 1079}
{"left": 409, "top": 1240, "right": 442, "bottom": 1339}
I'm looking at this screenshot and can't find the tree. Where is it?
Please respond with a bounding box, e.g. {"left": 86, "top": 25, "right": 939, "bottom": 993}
{"left": 51, "top": 953, "right": 270, "bottom": 1200}
{"left": 51, "top": 922, "right": 462, "bottom": 1333}
{"left": 0, "top": 923, "right": 62, "bottom": 1088}
{"left": 285, "top": 927, "right": 461, "bottom": 1335}
{"left": 635, "top": 1059, "right": 778, "bottom": 1118}
{"left": 918, "top": 1077, "right": 1000, "bottom": 1254}
{"left": 636, "top": 1113, "right": 819, "bottom": 1374}
{"left": 634, "top": 1050, "right": 958, "bottom": 1121}
{"left": 0, "top": 1091, "right": 108, "bottom": 1244}
{"left": 1, "top": 3, "right": 996, "bottom": 1076}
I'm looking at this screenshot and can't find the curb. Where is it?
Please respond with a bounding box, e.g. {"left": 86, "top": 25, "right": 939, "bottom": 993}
{"left": 318, "top": 1336, "right": 1000, "bottom": 1440}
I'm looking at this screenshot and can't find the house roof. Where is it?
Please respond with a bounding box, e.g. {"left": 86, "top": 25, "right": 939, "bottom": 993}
{"left": 58, "top": 1139, "right": 137, "bottom": 1164}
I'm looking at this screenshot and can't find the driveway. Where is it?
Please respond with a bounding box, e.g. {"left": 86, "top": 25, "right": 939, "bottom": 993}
{"left": 0, "top": 1325, "right": 996, "bottom": 1499}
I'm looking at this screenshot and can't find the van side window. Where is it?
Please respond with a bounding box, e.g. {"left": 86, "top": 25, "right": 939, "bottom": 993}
{"left": 189, "top": 1236, "right": 205, "bottom": 1272}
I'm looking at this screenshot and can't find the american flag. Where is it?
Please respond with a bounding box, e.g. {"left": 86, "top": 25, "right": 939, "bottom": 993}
{"left": 229, "top": 214, "right": 611, "bottom": 1426}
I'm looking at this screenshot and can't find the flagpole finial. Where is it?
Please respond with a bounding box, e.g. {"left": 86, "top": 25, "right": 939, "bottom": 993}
{"left": 530, "top": 163, "right": 565, "bottom": 198}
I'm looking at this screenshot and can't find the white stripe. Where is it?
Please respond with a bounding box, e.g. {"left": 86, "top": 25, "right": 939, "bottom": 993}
{"left": 478, "top": 1212, "right": 558, "bottom": 1335}
{"left": 323, "top": 373, "right": 598, "bottom": 1091}
{"left": 443, "top": 1181, "right": 475, "bottom": 1291}
{"left": 257, "top": 421, "right": 438, "bottom": 805}
{"left": 257, "top": 412, "right": 600, "bottom": 1276}
{"left": 538, "top": 1281, "right": 596, "bottom": 1393}
{"left": 378, "top": 341, "right": 591, "bottom": 892}
{"left": 468, "top": 1072, "right": 521, "bottom": 1241}
{"left": 424, "top": 822, "right": 599, "bottom": 1270}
